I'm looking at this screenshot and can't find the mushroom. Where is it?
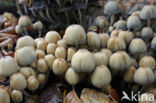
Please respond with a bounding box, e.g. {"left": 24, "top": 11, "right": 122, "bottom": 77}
{"left": 45, "top": 31, "right": 61, "bottom": 43}
{"left": 37, "top": 73, "right": 46, "bottom": 85}
{"left": 37, "top": 58, "right": 48, "bottom": 73}
{"left": 19, "top": 67, "right": 31, "bottom": 79}
{"left": 27, "top": 76, "right": 39, "bottom": 91}
{"left": 15, "top": 25, "right": 23, "bottom": 35}
{"left": 140, "top": 5, "right": 156, "bottom": 27}
{"left": 36, "top": 50, "right": 46, "bottom": 59}
{"left": 110, "top": 29, "right": 121, "bottom": 37}
{"left": 10, "top": 73, "right": 27, "bottom": 90}
{"left": 52, "top": 58, "right": 68, "bottom": 75}
{"left": 130, "top": 57, "right": 138, "bottom": 68}
{"left": 0, "top": 56, "right": 19, "bottom": 77}
{"left": 100, "top": 49, "right": 112, "bottom": 58}
{"left": 134, "top": 67, "right": 154, "bottom": 85}
{"left": 36, "top": 39, "right": 47, "bottom": 51}
{"left": 129, "top": 38, "right": 147, "bottom": 59}
{"left": 44, "top": 54, "right": 55, "bottom": 70}
{"left": 107, "top": 36, "right": 126, "bottom": 52}
{"left": 11, "top": 90, "right": 23, "bottom": 102}
{"left": 55, "top": 46, "right": 67, "bottom": 59}
{"left": 123, "top": 66, "right": 136, "bottom": 83}
{"left": 33, "top": 21, "right": 43, "bottom": 37}
{"left": 127, "top": 15, "right": 142, "bottom": 31}
{"left": 15, "top": 46, "right": 37, "bottom": 66}
{"left": 0, "top": 88, "right": 10, "bottom": 103}
{"left": 132, "top": 10, "right": 141, "bottom": 17}
{"left": 57, "top": 39, "right": 68, "bottom": 49}
{"left": 151, "top": 37, "right": 156, "bottom": 49}
{"left": 115, "top": 20, "right": 127, "bottom": 30}
{"left": 91, "top": 65, "right": 111, "bottom": 88}
{"left": 141, "top": 27, "right": 153, "bottom": 42}
{"left": 118, "top": 31, "right": 134, "bottom": 45}
{"left": 71, "top": 49, "right": 96, "bottom": 72}
{"left": 109, "top": 51, "right": 131, "bottom": 71}
{"left": 94, "top": 52, "right": 108, "bottom": 66}
{"left": 46, "top": 43, "right": 58, "bottom": 55}
{"left": 16, "top": 36, "right": 36, "bottom": 49}
{"left": 139, "top": 56, "right": 155, "bottom": 70}
{"left": 67, "top": 47, "right": 76, "bottom": 62}
{"left": 65, "top": 67, "right": 80, "bottom": 86}
{"left": 87, "top": 32, "right": 101, "bottom": 50}
{"left": 99, "top": 33, "right": 109, "bottom": 48}
{"left": 108, "top": 26, "right": 114, "bottom": 33}
{"left": 63, "top": 24, "right": 86, "bottom": 48}
{"left": 104, "top": 1, "right": 120, "bottom": 25}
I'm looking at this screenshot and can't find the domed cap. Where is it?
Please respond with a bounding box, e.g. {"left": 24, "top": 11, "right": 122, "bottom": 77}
{"left": 104, "top": 1, "right": 120, "bottom": 15}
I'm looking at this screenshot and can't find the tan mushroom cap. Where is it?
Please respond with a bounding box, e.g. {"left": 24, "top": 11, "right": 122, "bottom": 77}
{"left": 0, "top": 88, "right": 10, "bottom": 103}
{"left": 18, "top": 15, "right": 32, "bottom": 28}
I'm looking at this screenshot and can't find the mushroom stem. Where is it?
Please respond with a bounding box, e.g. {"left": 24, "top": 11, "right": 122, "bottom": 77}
{"left": 15, "top": 0, "right": 22, "bottom": 16}
{"left": 56, "top": 0, "right": 61, "bottom": 6}
{"left": 78, "top": 9, "right": 82, "bottom": 24}
{"left": 30, "top": 8, "right": 37, "bottom": 17}
{"left": 46, "top": 6, "right": 55, "bottom": 23}
{"left": 23, "top": 4, "right": 28, "bottom": 14}
{"left": 65, "top": 11, "right": 70, "bottom": 25}
{"left": 23, "top": 28, "right": 28, "bottom": 35}
{"left": 70, "top": 0, "right": 72, "bottom": 4}
{"left": 39, "top": 10, "right": 49, "bottom": 21}
{"left": 38, "top": 30, "right": 42, "bottom": 38}
{"left": 147, "top": 18, "right": 150, "bottom": 27}
{"left": 85, "top": 0, "right": 88, "bottom": 6}
{"left": 110, "top": 14, "right": 115, "bottom": 26}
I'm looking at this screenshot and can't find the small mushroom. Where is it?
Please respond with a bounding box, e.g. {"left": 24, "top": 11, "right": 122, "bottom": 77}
{"left": 151, "top": 37, "right": 156, "bottom": 49}
{"left": 19, "top": 67, "right": 31, "bottom": 79}
{"left": 109, "top": 51, "right": 131, "bottom": 71}
{"left": 10, "top": 73, "right": 27, "bottom": 90}
{"left": 33, "top": 21, "right": 43, "bottom": 37}
{"left": 127, "top": 15, "right": 142, "bottom": 31}
{"left": 15, "top": 25, "right": 23, "bottom": 34}
{"left": 94, "top": 52, "right": 108, "bottom": 66}
{"left": 44, "top": 54, "right": 55, "bottom": 70}
{"left": 0, "top": 88, "right": 10, "bottom": 103}
{"left": 36, "top": 39, "right": 47, "bottom": 51}
{"left": 45, "top": 31, "right": 61, "bottom": 43}
{"left": 36, "top": 50, "right": 46, "bottom": 59}
{"left": 63, "top": 24, "right": 86, "bottom": 48}
{"left": 37, "top": 73, "right": 46, "bottom": 85}
{"left": 130, "top": 57, "right": 138, "bottom": 68}
{"left": 115, "top": 20, "right": 127, "bottom": 30}
{"left": 37, "top": 58, "right": 48, "bottom": 73}
{"left": 141, "top": 27, "right": 153, "bottom": 42}
{"left": 100, "top": 49, "right": 112, "bottom": 58}
{"left": 99, "top": 33, "right": 109, "bottom": 48}
{"left": 65, "top": 67, "right": 80, "bottom": 86}
{"left": 52, "top": 58, "right": 68, "bottom": 75}
{"left": 134, "top": 67, "right": 154, "bottom": 85}
{"left": 107, "top": 36, "right": 126, "bottom": 52}
{"left": 57, "top": 39, "right": 68, "bottom": 49}
{"left": 16, "top": 36, "right": 36, "bottom": 49}
{"left": 46, "top": 43, "right": 58, "bottom": 55}
{"left": 55, "top": 46, "right": 67, "bottom": 59}
{"left": 110, "top": 29, "right": 121, "bottom": 37}
{"left": 27, "top": 76, "right": 39, "bottom": 91}
{"left": 11, "top": 90, "right": 23, "bottom": 102}
{"left": 71, "top": 49, "right": 96, "bottom": 72}
{"left": 0, "top": 56, "right": 19, "bottom": 77}
{"left": 91, "top": 65, "right": 111, "bottom": 88}
{"left": 139, "top": 56, "right": 156, "bottom": 70}
{"left": 67, "top": 47, "right": 76, "bottom": 62}
{"left": 123, "top": 66, "right": 136, "bottom": 83}
{"left": 15, "top": 46, "right": 37, "bottom": 66}
{"left": 118, "top": 31, "right": 134, "bottom": 45}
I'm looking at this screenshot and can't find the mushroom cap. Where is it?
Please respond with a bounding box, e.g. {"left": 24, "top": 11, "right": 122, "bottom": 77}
{"left": 127, "top": 15, "right": 142, "bottom": 31}
{"left": 55, "top": 46, "right": 67, "bottom": 59}
{"left": 16, "top": 36, "right": 36, "bottom": 49}
{"left": 115, "top": 20, "right": 127, "bottom": 30}
{"left": 134, "top": 67, "right": 154, "bottom": 85}
{"left": 123, "top": 66, "right": 136, "bottom": 83}
{"left": 37, "top": 58, "right": 48, "bottom": 73}
{"left": 99, "top": 33, "right": 109, "bottom": 48}
{"left": 15, "top": 25, "right": 23, "bottom": 34}
{"left": 100, "top": 49, "right": 112, "bottom": 58}
{"left": 109, "top": 51, "right": 131, "bottom": 71}
{"left": 46, "top": 43, "right": 58, "bottom": 55}
{"left": 0, "top": 88, "right": 10, "bottom": 103}
{"left": 140, "top": 5, "right": 156, "bottom": 20}
{"left": 107, "top": 36, "right": 126, "bottom": 52}
{"left": 94, "top": 16, "right": 109, "bottom": 28}
{"left": 118, "top": 31, "right": 134, "bottom": 45}
{"left": 27, "top": 76, "right": 39, "bottom": 91}
{"left": 129, "top": 38, "right": 147, "bottom": 55}
{"left": 139, "top": 56, "right": 156, "bottom": 70}
{"left": 87, "top": 32, "right": 101, "bottom": 49}
{"left": 104, "top": 1, "right": 120, "bottom": 15}
{"left": 33, "top": 21, "right": 43, "bottom": 30}
{"left": 36, "top": 39, "right": 47, "bottom": 51}
{"left": 57, "top": 39, "right": 68, "bottom": 49}
{"left": 15, "top": 46, "right": 37, "bottom": 66}
{"left": 19, "top": 67, "right": 31, "bottom": 79}
{"left": 65, "top": 67, "right": 80, "bottom": 86}
{"left": 11, "top": 90, "right": 23, "bottom": 102}
{"left": 10, "top": 73, "right": 27, "bottom": 90}
{"left": 45, "top": 31, "right": 61, "bottom": 43}
{"left": 18, "top": 15, "right": 32, "bottom": 28}
{"left": 91, "top": 65, "right": 111, "bottom": 88}
{"left": 151, "top": 37, "right": 156, "bottom": 49}
{"left": 0, "top": 56, "right": 19, "bottom": 76}
{"left": 36, "top": 50, "right": 46, "bottom": 59}
{"left": 67, "top": 47, "right": 76, "bottom": 62}
{"left": 71, "top": 49, "right": 96, "bottom": 72}
{"left": 110, "top": 29, "right": 121, "bottom": 37}
{"left": 94, "top": 52, "right": 108, "bottom": 66}
{"left": 44, "top": 54, "right": 55, "bottom": 69}
{"left": 132, "top": 10, "right": 141, "bottom": 17}
{"left": 52, "top": 58, "right": 68, "bottom": 75}
{"left": 130, "top": 58, "right": 138, "bottom": 68}
{"left": 63, "top": 24, "right": 86, "bottom": 46}
{"left": 141, "top": 27, "right": 153, "bottom": 41}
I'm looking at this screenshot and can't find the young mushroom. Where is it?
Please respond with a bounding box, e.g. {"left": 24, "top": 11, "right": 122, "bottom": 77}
{"left": 0, "top": 88, "right": 10, "bottom": 103}
{"left": 27, "top": 76, "right": 39, "bottom": 91}
{"left": 130, "top": 57, "right": 138, "bottom": 68}
{"left": 100, "top": 49, "right": 112, "bottom": 58}
{"left": 94, "top": 52, "right": 108, "bottom": 66}
{"left": 19, "top": 67, "right": 31, "bottom": 79}
{"left": 11, "top": 90, "right": 23, "bottom": 103}
{"left": 91, "top": 65, "right": 111, "bottom": 88}
{"left": 37, "top": 73, "right": 46, "bottom": 85}
{"left": 57, "top": 39, "right": 68, "bottom": 49}
{"left": 36, "top": 50, "right": 46, "bottom": 59}
{"left": 115, "top": 20, "right": 127, "bottom": 30}
{"left": 15, "top": 46, "right": 37, "bottom": 66}
{"left": 0, "top": 56, "right": 19, "bottom": 77}
{"left": 118, "top": 31, "right": 134, "bottom": 45}
{"left": 52, "top": 58, "right": 68, "bottom": 75}
{"left": 36, "top": 39, "right": 47, "bottom": 51}
{"left": 99, "top": 33, "right": 109, "bottom": 48}
{"left": 37, "top": 58, "right": 48, "bottom": 73}
{"left": 55, "top": 46, "right": 67, "bottom": 59}
{"left": 141, "top": 27, "right": 153, "bottom": 42}
{"left": 33, "top": 21, "right": 43, "bottom": 37}
{"left": 63, "top": 24, "right": 86, "bottom": 48}
{"left": 67, "top": 47, "right": 76, "bottom": 62}
{"left": 123, "top": 66, "right": 136, "bottom": 83}
{"left": 46, "top": 43, "right": 58, "bottom": 55}
{"left": 45, "top": 31, "right": 61, "bottom": 43}
{"left": 15, "top": 25, "right": 23, "bottom": 35}
{"left": 107, "top": 36, "right": 126, "bottom": 52}
{"left": 44, "top": 54, "right": 55, "bottom": 70}
{"left": 71, "top": 49, "right": 96, "bottom": 72}
{"left": 10, "top": 73, "right": 27, "bottom": 90}
{"left": 151, "top": 37, "right": 156, "bottom": 49}
{"left": 109, "top": 51, "right": 131, "bottom": 71}
{"left": 139, "top": 56, "right": 155, "bottom": 70}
